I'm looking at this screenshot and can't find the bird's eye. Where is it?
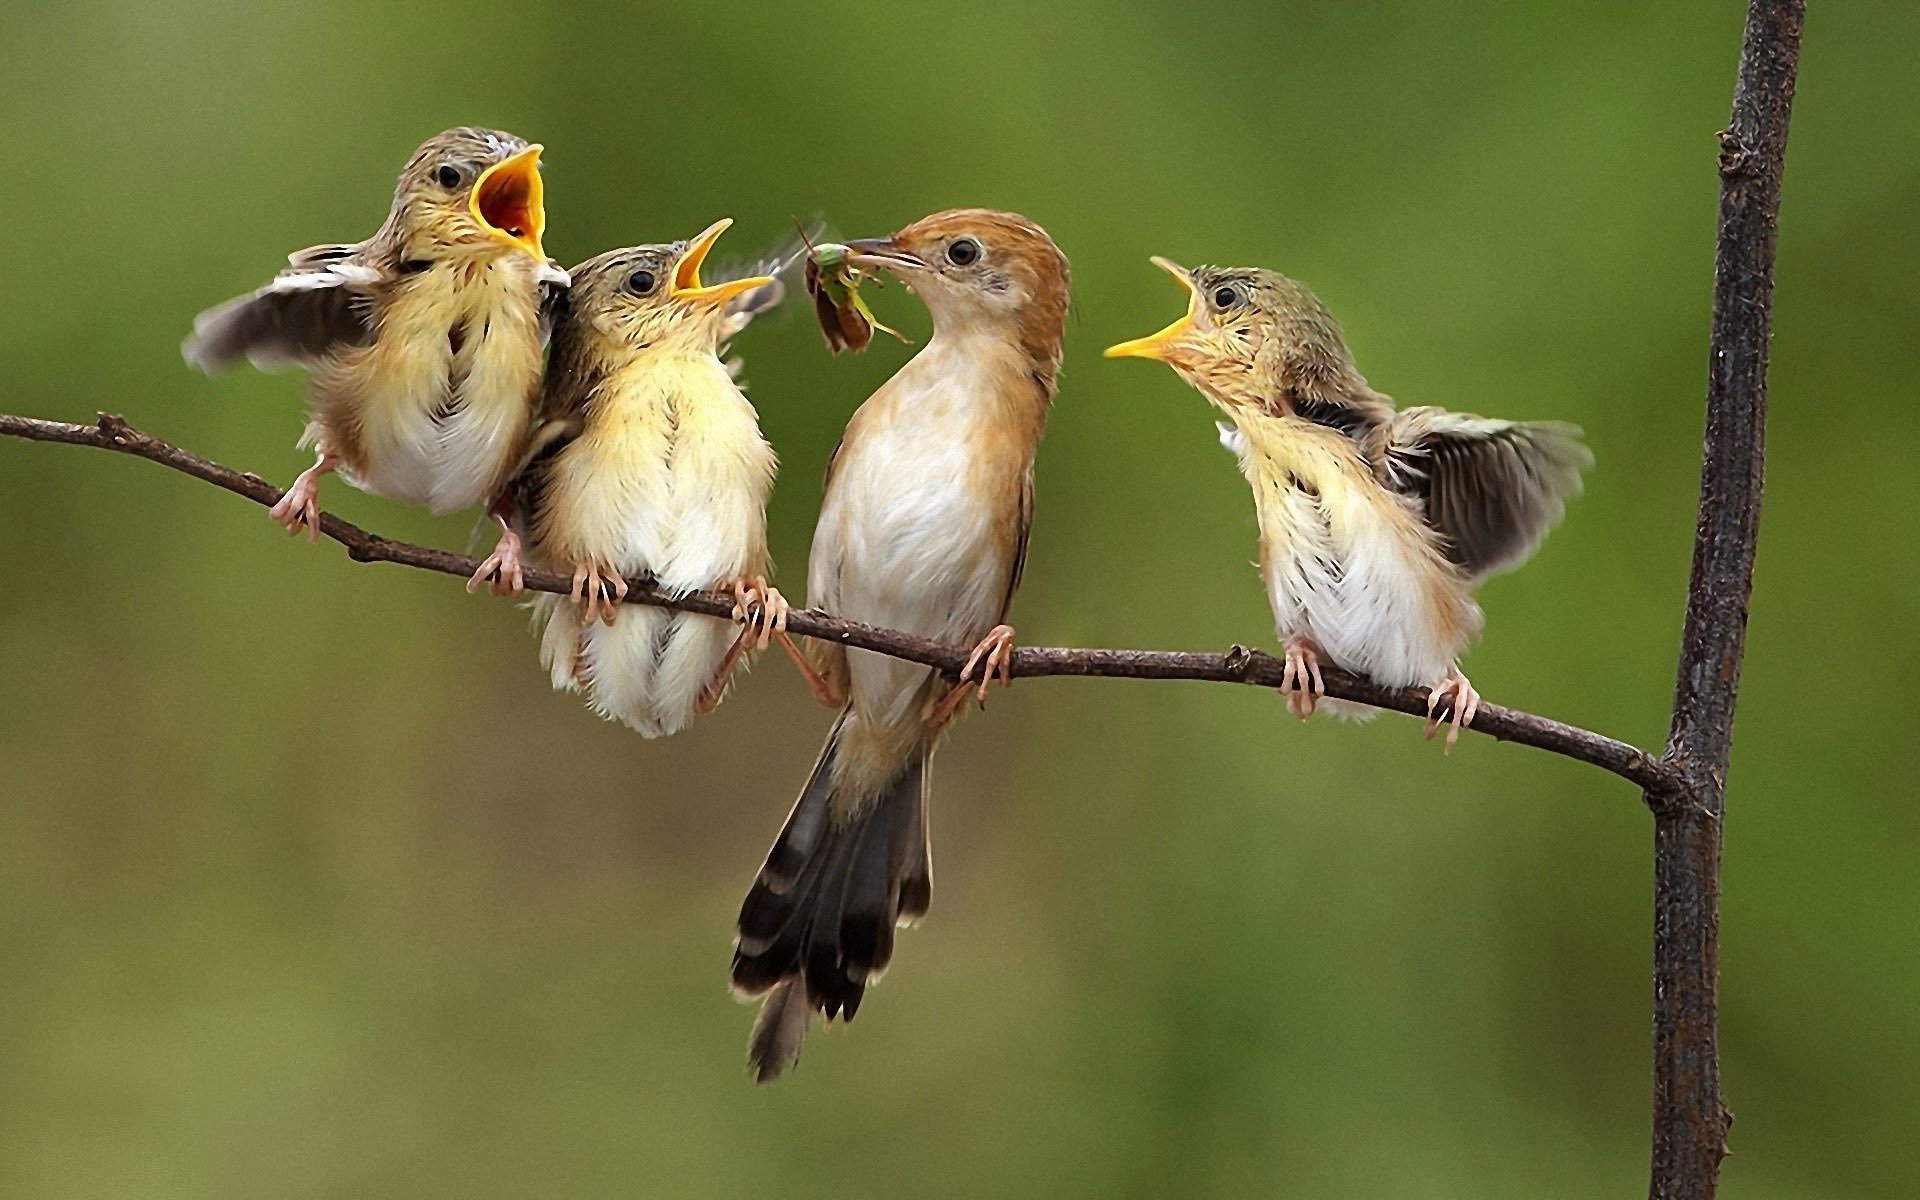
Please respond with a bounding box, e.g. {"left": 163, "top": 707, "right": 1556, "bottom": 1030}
{"left": 1211, "top": 285, "right": 1240, "bottom": 309}
{"left": 626, "top": 269, "right": 657, "bottom": 296}
{"left": 946, "top": 237, "right": 981, "bottom": 267}
{"left": 435, "top": 164, "right": 465, "bottom": 190}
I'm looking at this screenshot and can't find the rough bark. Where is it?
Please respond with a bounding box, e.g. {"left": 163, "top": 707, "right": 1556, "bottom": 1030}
{"left": 1648, "top": 2, "right": 1802, "bottom": 1196}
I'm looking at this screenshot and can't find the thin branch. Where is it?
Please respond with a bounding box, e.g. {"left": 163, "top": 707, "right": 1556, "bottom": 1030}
{"left": 1648, "top": 1, "right": 1801, "bottom": 1197}
{"left": 0, "top": 410, "right": 1677, "bottom": 793}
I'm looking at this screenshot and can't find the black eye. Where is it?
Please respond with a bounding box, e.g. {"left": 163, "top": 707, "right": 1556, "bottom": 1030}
{"left": 946, "top": 237, "right": 981, "bottom": 266}
{"left": 435, "top": 164, "right": 464, "bottom": 190}
{"left": 626, "top": 269, "right": 657, "bottom": 296}
{"left": 1212, "top": 285, "right": 1240, "bottom": 309}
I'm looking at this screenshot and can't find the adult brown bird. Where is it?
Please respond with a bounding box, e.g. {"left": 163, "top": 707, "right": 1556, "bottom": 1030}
{"left": 731, "top": 210, "right": 1071, "bottom": 1082}
{"left": 1107, "top": 259, "right": 1590, "bottom": 746}
{"left": 183, "top": 127, "right": 566, "bottom": 584}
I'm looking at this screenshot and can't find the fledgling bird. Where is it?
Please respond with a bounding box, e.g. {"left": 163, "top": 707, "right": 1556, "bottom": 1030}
{"left": 183, "top": 127, "right": 566, "bottom": 583}
{"left": 506, "top": 220, "right": 799, "bottom": 738}
{"left": 731, "top": 210, "right": 1071, "bottom": 1082}
{"left": 1107, "top": 259, "right": 1590, "bottom": 746}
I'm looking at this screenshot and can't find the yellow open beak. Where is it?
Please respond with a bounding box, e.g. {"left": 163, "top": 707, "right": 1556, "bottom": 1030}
{"left": 671, "top": 218, "right": 777, "bottom": 307}
{"left": 470, "top": 144, "right": 547, "bottom": 260}
{"left": 1104, "top": 256, "right": 1200, "bottom": 361}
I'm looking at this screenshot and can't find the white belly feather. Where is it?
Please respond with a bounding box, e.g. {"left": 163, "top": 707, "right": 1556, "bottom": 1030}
{"left": 811, "top": 339, "right": 1019, "bottom": 729}
{"left": 1228, "top": 412, "right": 1480, "bottom": 691}
{"left": 321, "top": 260, "right": 544, "bottom": 515}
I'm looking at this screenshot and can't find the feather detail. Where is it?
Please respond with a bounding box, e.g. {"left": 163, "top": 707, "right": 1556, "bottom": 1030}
{"left": 1375, "top": 408, "right": 1592, "bottom": 579}
{"left": 182, "top": 243, "right": 379, "bottom": 373}
{"left": 1226, "top": 410, "right": 1480, "bottom": 691}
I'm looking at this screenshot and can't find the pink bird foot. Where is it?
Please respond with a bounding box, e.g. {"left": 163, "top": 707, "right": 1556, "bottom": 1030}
{"left": 927, "top": 624, "right": 1016, "bottom": 728}
{"left": 570, "top": 560, "right": 628, "bottom": 627}
{"left": 1278, "top": 635, "right": 1326, "bottom": 721}
{"left": 269, "top": 450, "right": 340, "bottom": 543}
{"left": 1425, "top": 667, "right": 1482, "bottom": 754}
{"left": 467, "top": 527, "right": 526, "bottom": 597}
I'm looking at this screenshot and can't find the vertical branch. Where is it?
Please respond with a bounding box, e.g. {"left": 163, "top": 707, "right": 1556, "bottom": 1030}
{"left": 1650, "top": 2, "right": 1802, "bottom": 1198}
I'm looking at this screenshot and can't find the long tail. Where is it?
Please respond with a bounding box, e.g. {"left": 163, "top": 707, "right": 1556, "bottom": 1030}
{"left": 732, "top": 708, "right": 932, "bottom": 1083}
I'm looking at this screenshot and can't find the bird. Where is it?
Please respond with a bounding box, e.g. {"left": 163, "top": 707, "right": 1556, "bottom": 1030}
{"left": 731, "top": 209, "right": 1071, "bottom": 1082}
{"left": 504, "top": 219, "right": 804, "bottom": 738}
{"left": 1106, "top": 258, "right": 1591, "bottom": 747}
{"left": 183, "top": 126, "right": 567, "bottom": 587}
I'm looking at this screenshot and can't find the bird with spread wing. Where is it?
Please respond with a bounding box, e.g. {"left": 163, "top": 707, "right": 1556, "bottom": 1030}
{"left": 1108, "top": 259, "right": 1591, "bottom": 748}
{"left": 183, "top": 127, "right": 568, "bottom": 587}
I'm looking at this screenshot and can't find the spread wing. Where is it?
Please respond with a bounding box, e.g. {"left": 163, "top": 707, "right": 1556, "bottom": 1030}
{"left": 716, "top": 243, "right": 797, "bottom": 379}
{"left": 182, "top": 243, "right": 382, "bottom": 372}
{"left": 1381, "top": 407, "right": 1592, "bottom": 579}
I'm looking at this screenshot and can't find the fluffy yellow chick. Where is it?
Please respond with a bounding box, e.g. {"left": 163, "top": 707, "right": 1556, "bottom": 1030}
{"left": 508, "top": 221, "right": 792, "bottom": 737}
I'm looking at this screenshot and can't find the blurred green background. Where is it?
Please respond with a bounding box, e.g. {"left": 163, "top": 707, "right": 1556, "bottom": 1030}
{"left": 0, "top": 1, "right": 1912, "bottom": 1196}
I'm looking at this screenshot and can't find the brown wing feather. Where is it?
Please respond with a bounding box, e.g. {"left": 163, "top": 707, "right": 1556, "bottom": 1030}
{"left": 502, "top": 295, "right": 603, "bottom": 535}
{"left": 182, "top": 244, "right": 380, "bottom": 373}
{"left": 1381, "top": 407, "right": 1592, "bottom": 579}
{"left": 997, "top": 469, "right": 1035, "bottom": 625}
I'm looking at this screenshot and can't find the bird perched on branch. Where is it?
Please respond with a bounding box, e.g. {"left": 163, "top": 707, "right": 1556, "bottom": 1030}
{"left": 183, "top": 127, "right": 566, "bottom": 581}
{"left": 1107, "top": 259, "right": 1590, "bottom": 747}
{"left": 732, "top": 209, "right": 1070, "bottom": 1082}
{"left": 503, "top": 220, "right": 804, "bottom": 737}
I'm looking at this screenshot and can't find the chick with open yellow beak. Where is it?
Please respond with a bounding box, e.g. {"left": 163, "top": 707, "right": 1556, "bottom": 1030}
{"left": 1109, "top": 257, "right": 1590, "bottom": 748}
{"left": 184, "top": 127, "right": 569, "bottom": 578}
{"left": 499, "top": 220, "right": 803, "bottom": 737}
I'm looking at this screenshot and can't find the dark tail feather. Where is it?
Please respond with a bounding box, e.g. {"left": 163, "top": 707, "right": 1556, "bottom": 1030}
{"left": 732, "top": 710, "right": 931, "bottom": 1083}
{"left": 746, "top": 979, "right": 811, "bottom": 1085}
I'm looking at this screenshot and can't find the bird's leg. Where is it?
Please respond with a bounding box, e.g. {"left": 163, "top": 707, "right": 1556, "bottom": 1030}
{"left": 270, "top": 448, "right": 341, "bottom": 543}
{"left": 728, "top": 575, "right": 789, "bottom": 652}
{"left": 697, "top": 576, "right": 785, "bottom": 715}
{"left": 1424, "top": 666, "right": 1482, "bottom": 754}
{"left": 695, "top": 628, "right": 753, "bottom": 716}
{"left": 1277, "top": 635, "right": 1327, "bottom": 721}
{"left": 926, "top": 624, "right": 1017, "bottom": 729}
{"left": 569, "top": 560, "right": 628, "bottom": 627}
{"left": 724, "top": 576, "right": 842, "bottom": 708}
{"left": 467, "top": 490, "right": 525, "bottom": 597}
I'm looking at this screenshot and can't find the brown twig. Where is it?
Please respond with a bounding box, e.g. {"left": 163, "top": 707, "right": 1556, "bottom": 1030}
{"left": 0, "top": 409, "right": 1677, "bottom": 793}
{"left": 1647, "top": 2, "right": 1801, "bottom": 1197}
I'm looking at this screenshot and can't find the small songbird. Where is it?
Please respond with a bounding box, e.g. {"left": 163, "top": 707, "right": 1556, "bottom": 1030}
{"left": 731, "top": 210, "right": 1071, "bottom": 1082}
{"left": 1107, "top": 259, "right": 1590, "bottom": 746}
{"left": 184, "top": 127, "right": 567, "bottom": 583}
{"left": 506, "top": 220, "right": 798, "bottom": 738}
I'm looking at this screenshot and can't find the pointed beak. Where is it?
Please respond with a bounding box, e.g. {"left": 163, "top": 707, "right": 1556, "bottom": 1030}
{"left": 470, "top": 144, "right": 547, "bottom": 260}
{"left": 1105, "top": 256, "right": 1200, "bottom": 361}
{"left": 843, "top": 236, "right": 927, "bottom": 275}
{"left": 671, "top": 218, "right": 777, "bottom": 307}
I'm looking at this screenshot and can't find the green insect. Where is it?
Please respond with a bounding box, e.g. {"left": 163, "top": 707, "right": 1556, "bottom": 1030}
{"left": 801, "top": 235, "right": 909, "bottom": 355}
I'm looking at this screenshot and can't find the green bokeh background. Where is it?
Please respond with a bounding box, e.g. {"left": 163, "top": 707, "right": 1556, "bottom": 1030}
{"left": 1, "top": 2, "right": 1912, "bottom": 1196}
